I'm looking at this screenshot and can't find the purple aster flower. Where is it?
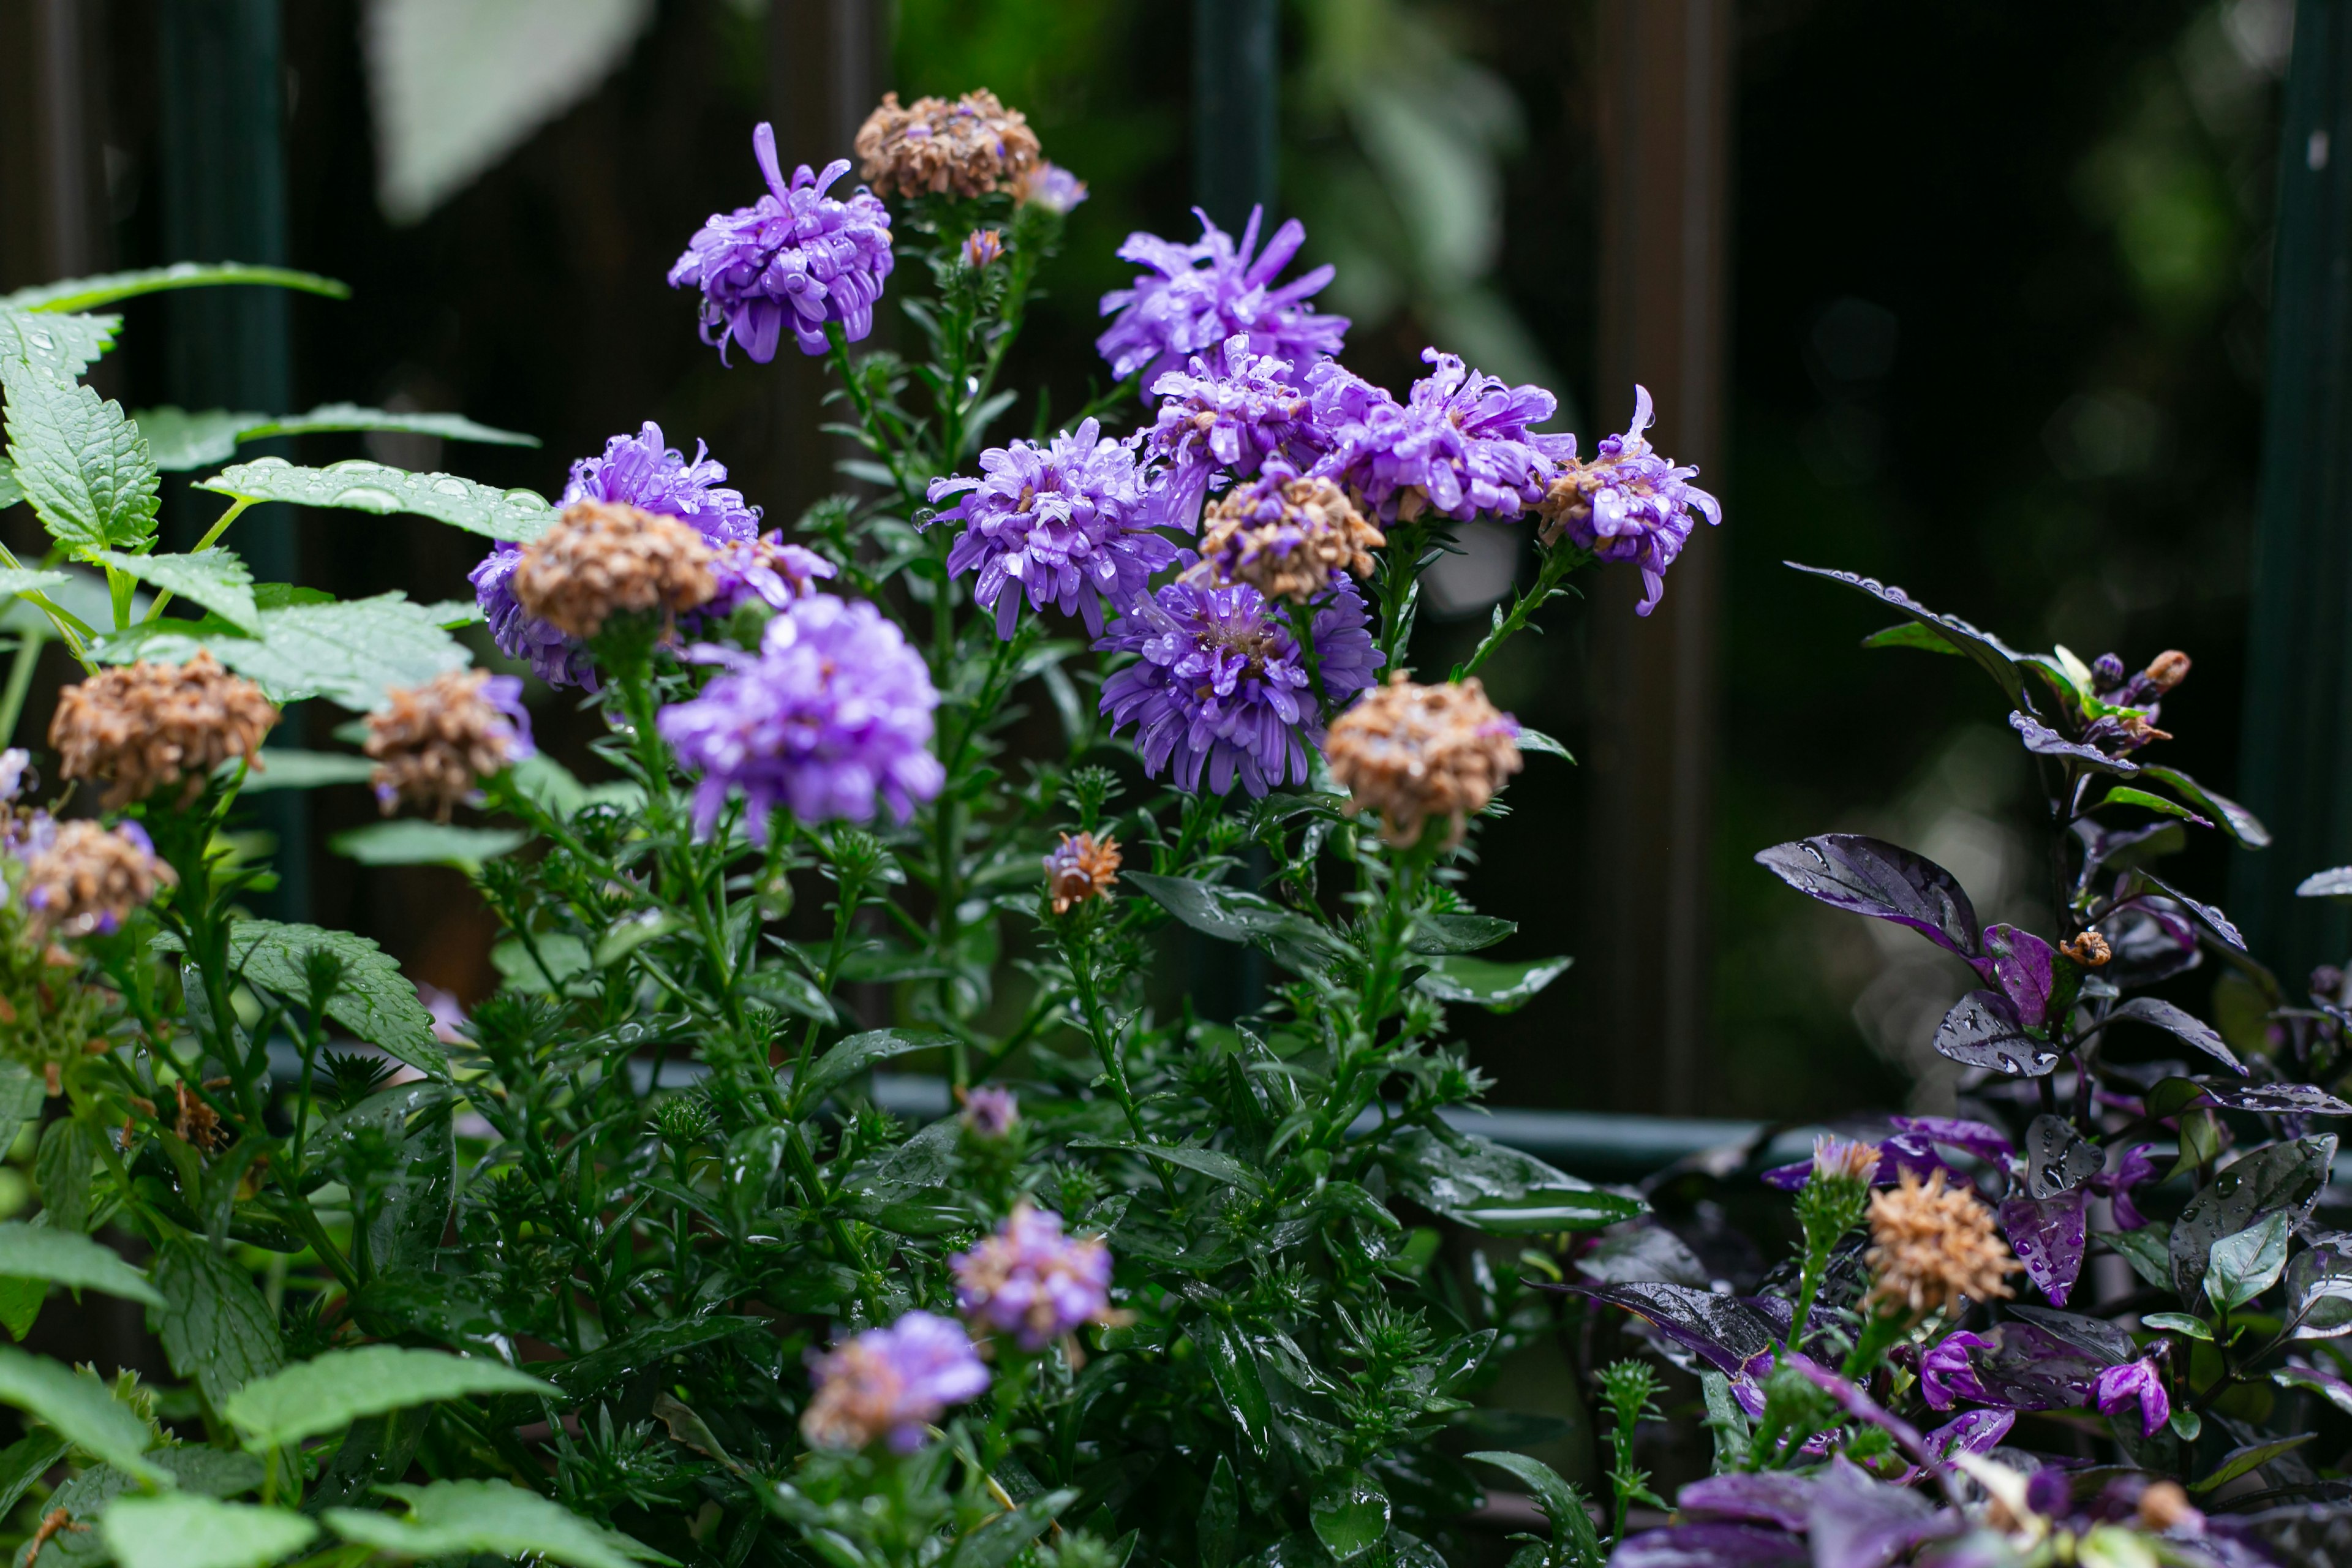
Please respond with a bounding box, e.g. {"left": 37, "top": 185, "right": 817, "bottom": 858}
{"left": 801, "top": 1310, "right": 988, "bottom": 1453}
{"left": 1097, "top": 206, "right": 1348, "bottom": 391}
{"left": 962, "top": 228, "right": 1005, "bottom": 269}
{"left": 1538, "top": 385, "right": 1722, "bottom": 617}
{"left": 2093, "top": 1357, "right": 2169, "bottom": 1437}
{"left": 959, "top": 1085, "right": 1019, "bottom": 1139}
{"left": 953, "top": 1203, "right": 1120, "bottom": 1351}
{"left": 705, "top": 534, "right": 837, "bottom": 620}
{"left": 657, "top": 592, "right": 944, "bottom": 838}
{"left": 1097, "top": 574, "right": 1381, "bottom": 797}
{"left": 1137, "top": 334, "right": 1323, "bottom": 530}
{"left": 668, "top": 123, "right": 894, "bottom": 364}
{"left": 1016, "top": 161, "right": 1088, "bottom": 214}
{"left": 0, "top": 749, "right": 28, "bottom": 804}
{"left": 1918, "top": 1331, "right": 1992, "bottom": 1411}
{"left": 1307, "top": 349, "right": 1575, "bottom": 526}
{"left": 927, "top": 419, "right": 1168, "bottom": 639}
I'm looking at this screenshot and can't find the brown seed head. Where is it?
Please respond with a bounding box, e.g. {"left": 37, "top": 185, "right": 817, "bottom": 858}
{"left": 2143, "top": 650, "right": 2192, "bottom": 694}
{"left": 2136, "top": 1480, "right": 2199, "bottom": 1534}
{"left": 1864, "top": 1168, "right": 2014, "bottom": 1319}
{"left": 510, "top": 500, "right": 716, "bottom": 639}
{"left": 1324, "top": 674, "right": 1523, "bottom": 850}
{"left": 365, "top": 670, "right": 528, "bottom": 822}
{"left": 1044, "top": 832, "right": 1121, "bottom": 915}
{"left": 2060, "top": 930, "right": 2112, "bottom": 967}
{"left": 856, "top": 89, "right": 1041, "bottom": 200}
{"left": 1196, "top": 473, "right": 1385, "bottom": 603}
{"left": 19, "top": 820, "right": 176, "bottom": 941}
{"left": 50, "top": 654, "right": 277, "bottom": 809}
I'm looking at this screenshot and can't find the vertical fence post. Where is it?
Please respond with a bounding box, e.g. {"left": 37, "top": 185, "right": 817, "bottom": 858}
{"left": 1193, "top": 0, "right": 1277, "bottom": 233}
{"left": 2232, "top": 0, "right": 2352, "bottom": 984}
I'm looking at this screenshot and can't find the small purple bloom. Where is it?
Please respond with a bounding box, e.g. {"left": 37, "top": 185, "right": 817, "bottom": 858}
{"left": 657, "top": 593, "right": 944, "bottom": 838}
{"left": 1098, "top": 575, "right": 1382, "bottom": 797}
{"left": 1307, "top": 350, "right": 1575, "bottom": 525}
{"left": 1097, "top": 206, "right": 1348, "bottom": 391}
{"left": 1542, "top": 385, "right": 1722, "bottom": 617}
{"left": 927, "top": 419, "right": 1167, "bottom": 639}
{"left": 953, "top": 1202, "right": 1118, "bottom": 1351}
{"left": 1138, "top": 334, "right": 1322, "bottom": 530}
{"left": 0, "top": 749, "right": 28, "bottom": 803}
{"left": 960, "top": 1085, "right": 1019, "bottom": 1139}
{"left": 705, "top": 534, "right": 837, "bottom": 620}
{"left": 1918, "top": 1331, "right": 1992, "bottom": 1411}
{"left": 962, "top": 228, "right": 1005, "bottom": 269}
{"left": 2095, "top": 1142, "right": 2159, "bottom": 1231}
{"left": 669, "top": 123, "right": 895, "bottom": 364}
{"left": 1017, "top": 161, "right": 1088, "bottom": 214}
{"left": 801, "top": 1310, "right": 989, "bottom": 1453}
{"left": 2093, "top": 1357, "right": 2169, "bottom": 1437}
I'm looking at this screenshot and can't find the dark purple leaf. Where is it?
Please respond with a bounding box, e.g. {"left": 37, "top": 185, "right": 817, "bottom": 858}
{"left": 2010, "top": 710, "right": 2140, "bottom": 776}
{"left": 2169, "top": 1135, "right": 2337, "bottom": 1304}
{"left": 1676, "top": 1473, "right": 1816, "bottom": 1532}
{"left": 1573, "top": 1222, "right": 1709, "bottom": 1287}
{"left": 1983, "top": 924, "right": 2060, "bottom": 1029}
{"left": 2135, "top": 764, "right": 2271, "bottom": 850}
{"left": 2023, "top": 1114, "right": 2100, "bottom": 1197}
{"left": 1781, "top": 1356, "right": 1951, "bottom": 1493}
{"left": 2137, "top": 871, "right": 2247, "bottom": 952}
{"left": 2106, "top": 997, "right": 2244, "bottom": 1075}
{"left": 1923, "top": 1409, "right": 2015, "bottom": 1462}
{"left": 2200, "top": 1084, "right": 2352, "bottom": 1117}
{"left": 2000, "top": 1191, "right": 2089, "bottom": 1306}
{"left": 2094, "top": 899, "right": 2203, "bottom": 989}
{"left": 2071, "top": 820, "right": 2185, "bottom": 899}
{"left": 1807, "top": 1458, "right": 1958, "bottom": 1568}
{"left": 1787, "top": 562, "right": 2027, "bottom": 706}
{"left": 1887, "top": 1115, "right": 2016, "bottom": 1163}
{"left": 1954, "top": 1321, "right": 2106, "bottom": 1411}
{"left": 1753, "top": 834, "right": 1982, "bottom": 959}
{"left": 1613, "top": 1523, "right": 1808, "bottom": 1568}
{"left": 1572, "top": 1283, "right": 1779, "bottom": 1377}
{"left": 2005, "top": 1303, "right": 2135, "bottom": 1365}
{"left": 1932, "top": 990, "right": 2062, "bottom": 1077}
{"left": 2299, "top": 867, "right": 2352, "bottom": 899}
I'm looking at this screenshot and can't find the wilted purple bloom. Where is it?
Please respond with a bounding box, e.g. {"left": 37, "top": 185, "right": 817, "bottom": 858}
{"left": 1918, "top": 1331, "right": 1992, "bottom": 1410}
{"left": 1307, "top": 350, "right": 1575, "bottom": 525}
{"left": 1097, "top": 206, "right": 1348, "bottom": 390}
{"left": 962, "top": 228, "right": 1005, "bottom": 269}
{"left": 927, "top": 419, "right": 1167, "bottom": 639}
{"left": 0, "top": 748, "right": 27, "bottom": 803}
{"left": 1541, "top": 385, "right": 1721, "bottom": 616}
{"left": 669, "top": 123, "right": 894, "bottom": 364}
{"left": 705, "top": 534, "right": 837, "bottom": 620}
{"left": 960, "top": 1085, "right": 1019, "bottom": 1139}
{"left": 1138, "top": 334, "right": 1322, "bottom": 530}
{"left": 657, "top": 593, "right": 944, "bottom": 837}
{"left": 1017, "top": 161, "right": 1088, "bottom": 214}
{"left": 1098, "top": 575, "right": 1381, "bottom": 797}
{"left": 801, "top": 1310, "right": 988, "bottom": 1453}
{"left": 953, "top": 1202, "right": 1118, "bottom": 1350}
{"left": 2094, "top": 1357, "right": 2169, "bottom": 1437}
{"left": 2095, "top": 1142, "right": 2158, "bottom": 1231}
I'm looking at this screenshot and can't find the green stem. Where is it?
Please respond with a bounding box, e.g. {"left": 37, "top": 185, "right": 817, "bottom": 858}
{"left": 1455, "top": 542, "right": 1591, "bottom": 682}
{"left": 0, "top": 621, "right": 46, "bottom": 747}
{"left": 145, "top": 498, "right": 251, "bottom": 620}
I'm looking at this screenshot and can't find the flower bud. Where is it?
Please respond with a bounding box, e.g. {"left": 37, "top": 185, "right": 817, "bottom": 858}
{"left": 2092, "top": 652, "right": 2127, "bottom": 690}
{"left": 2143, "top": 649, "right": 2192, "bottom": 693}
{"left": 1043, "top": 832, "right": 1121, "bottom": 914}
{"left": 962, "top": 228, "right": 1005, "bottom": 269}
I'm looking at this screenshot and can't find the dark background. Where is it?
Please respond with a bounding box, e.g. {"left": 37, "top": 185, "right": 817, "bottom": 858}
{"left": 0, "top": 0, "right": 2292, "bottom": 1123}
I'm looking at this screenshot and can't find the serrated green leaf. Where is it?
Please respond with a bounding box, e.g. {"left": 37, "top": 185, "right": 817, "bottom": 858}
{"left": 325, "top": 1479, "right": 668, "bottom": 1568}
{"left": 0, "top": 458, "right": 20, "bottom": 511}
{"left": 224, "top": 1346, "right": 555, "bottom": 1450}
{"left": 153, "top": 1240, "right": 284, "bottom": 1412}
{"left": 330, "top": 820, "right": 527, "bottom": 867}
{"left": 2, "top": 357, "right": 159, "bottom": 554}
{"left": 0, "top": 308, "right": 118, "bottom": 377}
{"left": 36, "top": 1118, "right": 100, "bottom": 1235}
{"left": 92, "top": 549, "right": 257, "bottom": 633}
{"left": 132, "top": 407, "right": 260, "bottom": 472}
{"left": 157, "top": 919, "right": 447, "bottom": 1075}
{"left": 0, "top": 567, "right": 67, "bottom": 600}
{"left": 0, "top": 1065, "right": 40, "bottom": 1171}
{"left": 94, "top": 591, "right": 469, "bottom": 709}
{"left": 241, "top": 403, "right": 538, "bottom": 448}
{"left": 1414, "top": 954, "right": 1571, "bottom": 1011}
{"left": 0, "top": 1348, "right": 167, "bottom": 1482}
{"left": 0, "top": 1223, "right": 160, "bottom": 1305}
{"left": 102, "top": 1494, "right": 317, "bottom": 1568}
{"left": 199, "top": 458, "right": 555, "bottom": 542}
{"left": 2, "top": 263, "right": 349, "bottom": 313}
{"left": 231, "top": 748, "right": 378, "bottom": 793}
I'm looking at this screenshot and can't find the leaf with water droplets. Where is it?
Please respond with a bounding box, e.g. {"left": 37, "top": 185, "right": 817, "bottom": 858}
{"left": 1788, "top": 562, "right": 2026, "bottom": 706}
{"left": 92, "top": 549, "right": 258, "bottom": 633}
{"left": 93, "top": 592, "right": 469, "bottom": 710}
{"left": 2106, "top": 997, "right": 2243, "bottom": 1074}
{"left": 2199, "top": 1083, "right": 2352, "bottom": 1117}
{"left": 2024, "top": 1114, "right": 2100, "bottom": 1197}
{"left": 2132, "top": 764, "right": 2269, "bottom": 849}
{"left": 1753, "top": 834, "right": 1983, "bottom": 959}
{"left": 198, "top": 459, "right": 555, "bottom": 543}
{"left": 241, "top": 404, "right": 537, "bottom": 448}
{"left": 0, "top": 308, "right": 118, "bottom": 379}
{"left": 1931, "top": 990, "right": 2060, "bottom": 1076}
{"left": 2301, "top": 867, "right": 2352, "bottom": 899}
{"left": 1, "top": 262, "right": 349, "bottom": 313}
{"left": 1999, "top": 1190, "right": 2088, "bottom": 1306}
{"left": 2136, "top": 871, "right": 2246, "bottom": 952}
{"left": 2010, "top": 710, "right": 2139, "bottom": 776}
{"left": 2, "top": 356, "right": 159, "bottom": 554}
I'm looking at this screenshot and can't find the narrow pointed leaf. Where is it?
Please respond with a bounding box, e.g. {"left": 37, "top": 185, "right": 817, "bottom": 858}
{"left": 3, "top": 263, "right": 349, "bottom": 312}
{"left": 239, "top": 403, "right": 538, "bottom": 448}
{"left": 2133, "top": 764, "right": 2269, "bottom": 848}
{"left": 2300, "top": 868, "right": 2352, "bottom": 899}
{"left": 1754, "top": 834, "right": 1983, "bottom": 957}
{"left": 2108, "top": 997, "right": 2243, "bottom": 1074}
{"left": 1787, "top": 562, "right": 2026, "bottom": 705}
{"left": 325, "top": 1479, "right": 668, "bottom": 1568}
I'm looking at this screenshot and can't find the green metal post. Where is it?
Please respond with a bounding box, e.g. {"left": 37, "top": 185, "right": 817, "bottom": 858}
{"left": 1193, "top": 0, "right": 1277, "bottom": 232}
{"left": 2231, "top": 0, "right": 2352, "bottom": 984}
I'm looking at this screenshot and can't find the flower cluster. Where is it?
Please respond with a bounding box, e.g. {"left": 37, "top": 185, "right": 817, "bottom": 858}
{"left": 658, "top": 594, "right": 943, "bottom": 837}
{"left": 1310, "top": 350, "right": 1574, "bottom": 526}
{"left": 508, "top": 501, "right": 717, "bottom": 641}
{"left": 854, "top": 89, "right": 1041, "bottom": 200}
{"left": 706, "top": 535, "right": 836, "bottom": 621}
{"left": 1863, "top": 1168, "right": 2015, "bottom": 1319}
{"left": 1537, "top": 385, "right": 1722, "bottom": 616}
{"left": 669, "top": 123, "right": 894, "bottom": 364}
{"left": 801, "top": 1311, "right": 989, "bottom": 1453}
{"left": 17, "top": 818, "right": 174, "bottom": 941}
{"left": 363, "top": 671, "right": 534, "bottom": 821}
{"left": 50, "top": 655, "right": 277, "bottom": 810}
{"left": 952, "top": 1203, "right": 1121, "bottom": 1350}
{"left": 1043, "top": 831, "right": 1121, "bottom": 914}
{"left": 1136, "top": 334, "right": 1322, "bottom": 530}
{"left": 1098, "top": 207, "right": 1348, "bottom": 390}
{"left": 1193, "top": 459, "right": 1384, "bottom": 603}
{"left": 1324, "top": 675, "right": 1522, "bottom": 848}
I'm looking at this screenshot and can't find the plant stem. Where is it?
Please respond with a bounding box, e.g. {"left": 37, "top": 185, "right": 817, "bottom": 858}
{"left": 0, "top": 622, "right": 46, "bottom": 747}
{"left": 145, "top": 498, "right": 252, "bottom": 620}
{"left": 1456, "top": 542, "right": 1591, "bottom": 682}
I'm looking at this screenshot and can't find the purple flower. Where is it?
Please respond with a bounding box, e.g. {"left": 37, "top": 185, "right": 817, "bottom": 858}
{"left": 1096, "top": 206, "right": 1348, "bottom": 391}
{"left": 801, "top": 1310, "right": 988, "bottom": 1453}
{"left": 1540, "top": 385, "right": 1721, "bottom": 617}
{"left": 1918, "top": 1331, "right": 1992, "bottom": 1411}
{"left": 927, "top": 419, "right": 1167, "bottom": 639}
{"left": 953, "top": 1203, "right": 1118, "bottom": 1350}
{"left": 657, "top": 593, "right": 944, "bottom": 837}
{"left": 1307, "top": 350, "right": 1575, "bottom": 525}
{"left": 2094, "top": 1357, "right": 2169, "bottom": 1438}
{"left": 1137, "top": 334, "right": 1322, "bottom": 530}
{"left": 2095, "top": 1142, "right": 2159, "bottom": 1231}
{"left": 1097, "top": 575, "right": 1382, "bottom": 797}
{"left": 705, "top": 535, "right": 837, "bottom": 620}
{"left": 1016, "top": 161, "right": 1088, "bottom": 214}
{"left": 472, "top": 548, "right": 595, "bottom": 690}
{"left": 0, "top": 749, "right": 28, "bottom": 804}
{"left": 959, "top": 1086, "right": 1019, "bottom": 1139}
{"left": 962, "top": 228, "right": 1005, "bottom": 269}
{"left": 668, "top": 123, "right": 894, "bottom": 364}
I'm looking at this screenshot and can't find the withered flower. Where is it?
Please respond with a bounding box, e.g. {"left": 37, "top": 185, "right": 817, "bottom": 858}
{"left": 50, "top": 654, "right": 276, "bottom": 809}
{"left": 175, "top": 1079, "right": 227, "bottom": 1153}
{"left": 2143, "top": 649, "right": 2192, "bottom": 694}
{"left": 1043, "top": 832, "right": 1121, "bottom": 914}
{"left": 509, "top": 500, "right": 717, "bottom": 640}
{"left": 1324, "top": 675, "right": 1523, "bottom": 850}
{"left": 2060, "top": 930, "right": 2111, "bottom": 967}
{"left": 855, "top": 89, "right": 1041, "bottom": 200}
{"left": 364, "top": 671, "right": 534, "bottom": 821}
{"left": 1864, "top": 1168, "right": 2014, "bottom": 1319}
{"left": 19, "top": 820, "right": 176, "bottom": 941}
{"left": 1194, "top": 464, "right": 1385, "bottom": 604}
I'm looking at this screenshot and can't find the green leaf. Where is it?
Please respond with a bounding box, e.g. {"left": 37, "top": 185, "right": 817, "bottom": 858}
{"left": 946, "top": 1487, "right": 1079, "bottom": 1568}
{"left": 1385, "top": 1125, "right": 1645, "bottom": 1233}
{"left": 0, "top": 1347, "right": 167, "bottom": 1482}
{"left": 199, "top": 458, "right": 556, "bottom": 543}
{"left": 492, "top": 932, "right": 592, "bottom": 995}
{"left": 1861, "top": 620, "right": 1966, "bottom": 655}
{"left": 2140, "top": 1311, "right": 2213, "bottom": 1341}
{"left": 2098, "top": 785, "right": 2213, "bottom": 829}
{"left": 2171, "top": 1136, "right": 2333, "bottom": 1305}
{"left": 2189, "top": 1432, "right": 2315, "bottom": 1494}
{"left": 153, "top": 1240, "right": 284, "bottom": 1412}
{"left": 2205, "top": 1210, "right": 2292, "bottom": 1311}
{"left": 791, "top": 1028, "right": 958, "bottom": 1109}
{"left": 1515, "top": 726, "right": 1574, "bottom": 762}
{"left": 2135, "top": 764, "right": 2271, "bottom": 850}
{"left": 0, "top": 1430, "right": 71, "bottom": 1518}
{"left": 1192, "top": 1318, "right": 1273, "bottom": 1457}
{"left": 102, "top": 1495, "right": 317, "bottom": 1568}
{"left": 224, "top": 1347, "right": 556, "bottom": 1450}
{"left": 0, "top": 457, "right": 19, "bottom": 511}
{"left": 95, "top": 591, "right": 470, "bottom": 709}
{"left": 92, "top": 549, "right": 258, "bottom": 633}
{"left": 1125, "top": 870, "right": 1344, "bottom": 967}
{"left": 0, "top": 1223, "right": 160, "bottom": 1305}
{"left": 133, "top": 408, "right": 260, "bottom": 472}
{"left": 1468, "top": 1452, "right": 1602, "bottom": 1564}
{"left": 2, "top": 263, "right": 349, "bottom": 313}
{"left": 1072, "top": 1138, "right": 1264, "bottom": 1191}
{"left": 232, "top": 748, "right": 377, "bottom": 793}
{"left": 241, "top": 403, "right": 538, "bottom": 448}
{"left": 1199, "top": 1456, "right": 1239, "bottom": 1568}
{"left": 325, "top": 1479, "right": 669, "bottom": 1568}
{"left": 1414, "top": 954, "right": 1571, "bottom": 1012}
{"left": 2, "top": 356, "right": 159, "bottom": 554}
{"left": 0, "top": 307, "right": 118, "bottom": 377}
{"left": 36, "top": 1117, "right": 101, "bottom": 1234}
{"left": 0, "top": 567, "right": 70, "bottom": 603}
{"left": 1310, "top": 1473, "right": 1390, "bottom": 1564}
{"left": 1408, "top": 913, "right": 1516, "bottom": 955}
{"left": 330, "top": 820, "right": 527, "bottom": 867}
{"left": 155, "top": 920, "right": 448, "bottom": 1076}
{"left": 2274, "top": 1365, "right": 2352, "bottom": 1417}
{"left": 1789, "top": 562, "right": 2027, "bottom": 707}
{"left": 0, "top": 1061, "right": 45, "bottom": 1156}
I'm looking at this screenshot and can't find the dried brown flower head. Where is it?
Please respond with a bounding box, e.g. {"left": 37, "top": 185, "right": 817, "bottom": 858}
{"left": 1196, "top": 473, "right": 1385, "bottom": 603}
{"left": 1325, "top": 675, "right": 1523, "bottom": 849}
{"left": 510, "top": 500, "right": 717, "bottom": 639}
{"left": 50, "top": 654, "right": 277, "bottom": 809}
{"left": 2136, "top": 1480, "right": 2199, "bottom": 1533}
{"left": 175, "top": 1079, "right": 227, "bottom": 1152}
{"left": 20, "top": 820, "right": 176, "bottom": 941}
{"left": 2060, "top": 930, "right": 2112, "bottom": 967}
{"left": 2143, "top": 649, "right": 2192, "bottom": 693}
{"left": 855, "top": 89, "right": 1041, "bottom": 200}
{"left": 1044, "top": 832, "right": 1121, "bottom": 914}
{"left": 364, "top": 670, "right": 530, "bottom": 822}
{"left": 1864, "top": 1168, "right": 2014, "bottom": 1319}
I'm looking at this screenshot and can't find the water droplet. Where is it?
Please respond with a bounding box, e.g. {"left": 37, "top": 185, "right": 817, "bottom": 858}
{"left": 241, "top": 455, "right": 292, "bottom": 471}
{"left": 25, "top": 331, "right": 53, "bottom": 350}
{"left": 337, "top": 487, "right": 402, "bottom": 514}
{"left": 432, "top": 477, "right": 470, "bottom": 497}
{"left": 327, "top": 458, "right": 389, "bottom": 475}
{"left": 502, "top": 488, "right": 549, "bottom": 511}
